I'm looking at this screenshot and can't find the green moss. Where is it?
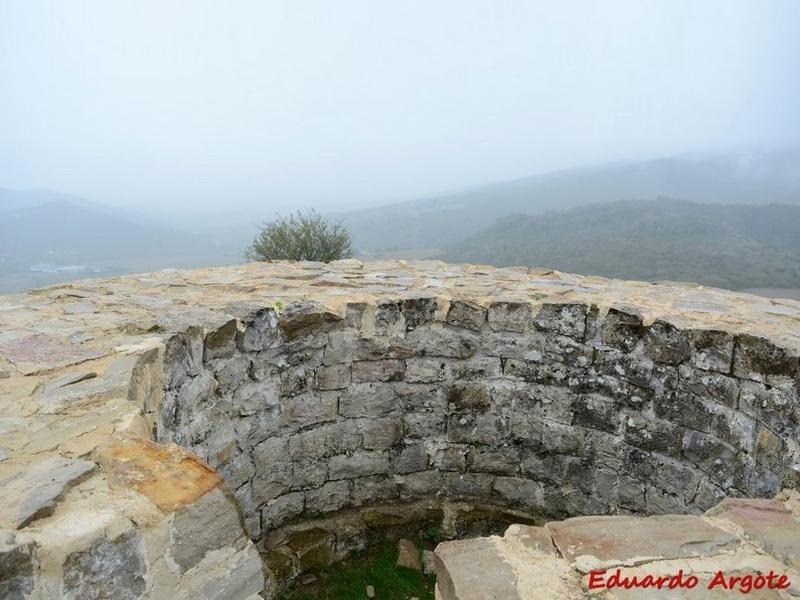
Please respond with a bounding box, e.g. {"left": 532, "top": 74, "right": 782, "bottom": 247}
{"left": 279, "top": 541, "right": 435, "bottom": 600}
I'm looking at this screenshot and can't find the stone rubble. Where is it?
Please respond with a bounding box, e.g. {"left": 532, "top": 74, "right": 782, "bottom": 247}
{"left": 0, "top": 259, "right": 797, "bottom": 598}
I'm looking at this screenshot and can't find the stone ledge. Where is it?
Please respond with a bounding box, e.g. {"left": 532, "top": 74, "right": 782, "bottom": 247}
{"left": 435, "top": 494, "right": 800, "bottom": 599}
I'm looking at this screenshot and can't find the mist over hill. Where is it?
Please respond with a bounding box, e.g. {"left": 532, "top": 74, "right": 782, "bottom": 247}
{"left": 1, "top": 150, "right": 799, "bottom": 294}
{"left": 440, "top": 199, "right": 800, "bottom": 290}
{"left": 342, "top": 150, "right": 800, "bottom": 253}
{"left": 0, "top": 190, "right": 239, "bottom": 293}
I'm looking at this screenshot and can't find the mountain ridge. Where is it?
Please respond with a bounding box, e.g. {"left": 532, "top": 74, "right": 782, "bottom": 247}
{"left": 440, "top": 198, "right": 800, "bottom": 290}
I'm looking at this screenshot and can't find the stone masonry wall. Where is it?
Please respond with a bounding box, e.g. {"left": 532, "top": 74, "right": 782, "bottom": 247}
{"left": 157, "top": 295, "right": 800, "bottom": 552}
{"left": 2, "top": 260, "right": 799, "bottom": 599}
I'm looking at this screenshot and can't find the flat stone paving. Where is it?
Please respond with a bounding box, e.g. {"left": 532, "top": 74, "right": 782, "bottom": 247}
{"left": 435, "top": 492, "right": 800, "bottom": 599}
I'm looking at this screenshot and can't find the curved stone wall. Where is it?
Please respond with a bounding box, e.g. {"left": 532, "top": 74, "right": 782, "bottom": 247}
{"left": 2, "top": 260, "right": 799, "bottom": 599}
{"left": 157, "top": 294, "right": 799, "bottom": 550}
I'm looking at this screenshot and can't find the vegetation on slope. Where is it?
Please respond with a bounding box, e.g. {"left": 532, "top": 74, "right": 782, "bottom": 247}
{"left": 342, "top": 151, "right": 800, "bottom": 252}
{"left": 440, "top": 199, "right": 800, "bottom": 290}
{"left": 279, "top": 541, "right": 435, "bottom": 600}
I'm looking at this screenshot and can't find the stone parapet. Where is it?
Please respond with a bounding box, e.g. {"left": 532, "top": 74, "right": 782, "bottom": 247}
{"left": 0, "top": 260, "right": 798, "bottom": 598}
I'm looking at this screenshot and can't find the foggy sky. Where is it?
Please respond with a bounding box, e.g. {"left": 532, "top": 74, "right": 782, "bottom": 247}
{"left": 1, "top": 1, "right": 799, "bottom": 216}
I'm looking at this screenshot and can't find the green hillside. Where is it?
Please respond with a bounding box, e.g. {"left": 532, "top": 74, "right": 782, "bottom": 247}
{"left": 440, "top": 199, "right": 800, "bottom": 290}
{"left": 342, "top": 151, "right": 800, "bottom": 252}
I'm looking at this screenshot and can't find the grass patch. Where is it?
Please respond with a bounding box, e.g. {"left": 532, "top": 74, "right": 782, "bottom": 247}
{"left": 279, "top": 541, "right": 436, "bottom": 600}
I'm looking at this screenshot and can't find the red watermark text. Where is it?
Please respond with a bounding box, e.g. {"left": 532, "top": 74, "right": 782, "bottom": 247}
{"left": 587, "top": 568, "right": 791, "bottom": 594}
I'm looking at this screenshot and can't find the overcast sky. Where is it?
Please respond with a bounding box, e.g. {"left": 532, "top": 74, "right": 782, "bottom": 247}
{"left": 1, "top": 0, "right": 798, "bottom": 216}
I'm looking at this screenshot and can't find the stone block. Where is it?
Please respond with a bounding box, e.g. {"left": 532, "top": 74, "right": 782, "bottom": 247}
{"left": 467, "top": 446, "right": 520, "bottom": 475}
{"left": 398, "top": 471, "right": 442, "bottom": 500}
{"left": 405, "top": 327, "right": 479, "bottom": 358}
{"left": 0, "top": 330, "right": 105, "bottom": 375}
{"left": 170, "top": 488, "right": 244, "bottom": 572}
{"left": 404, "top": 357, "right": 447, "bottom": 383}
{"left": 329, "top": 451, "right": 390, "bottom": 480}
{"left": 62, "top": 529, "right": 146, "bottom": 600}
{"left": 687, "top": 328, "right": 734, "bottom": 373}
{"left": 339, "top": 383, "right": 398, "bottom": 418}
{"left": 402, "top": 297, "right": 437, "bottom": 331}
{"left": 429, "top": 443, "right": 468, "bottom": 472}
{"left": 0, "top": 456, "right": 95, "bottom": 529}
{"left": 676, "top": 366, "right": 740, "bottom": 409}
{"left": 396, "top": 538, "right": 422, "bottom": 570}
{"left": 533, "top": 302, "right": 588, "bottom": 339}
{"left": 446, "top": 382, "right": 491, "bottom": 411}
{"left": 312, "top": 363, "right": 351, "bottom": 390}
{"left": 277, "top": 301, "right": 342, "bottom": 340}
{"left": 451, "top": 355, "right": 503, "bottom": 380}
{"left": 284, "top": 527, "right": 335, "bottom": 572}
{"left": 622, "top": 414, "right": 683, "bottom": 455}
{"left": 280, "top": 392, "right": 338, "bottom": 429}
{"left": 261, "top": 492, "right": 305, "bottom": 530}
{"left": 434, "top": 537, "right": 520, "bottom": 600}
{"left": 374, "top": 300, "right": 403, "bottom": 335}
{"left": 643, "top": 320, "right": 691, "bottom": 365}
{"left": 392, "top": 443, "right": 429, "bottom": 474}
{"left": 492, "top": 477, "right": 544, "bottom": 510}
{"left": 358, "top": 416, "right": 403, "bottom": 450}
{"left": 193, "top": 543, "right": 265, "bottom": 600}
{"left": 573, "top": 393, "right": 620, "bottom": 434}
{"left": 548, "top": 514, "right": 739, "bottom": 566}
{"left": 252, "top": 437, "right": 292, "bottom": 504}
{"left": 352, "top": 359, "right": 406, "bottom": 383}
{"left": 446, "top": 300, "right": 487, "bottom": 331}
{"left": 404, "top": 412, "right": 446, "bottom": 438}
{"left": 601, "top": 307, "right": 646, "bottom": 352}
{"left": 394, "top": 382, "right": 447, "bottom": 412}
{"left": 305, "top": 481, "right": 351, "bottom": 514}
{"left": 682, "top": 429, "right": 740, "bottom": 485}
{"left": 204, "top": 318, "right": 238, "bottom": 361}
{"left": 210, "top": 353, "right": 251, "bottom": 393}
{"left": 488, "top": 301, "right": 531, "bottom": 333}
{"left": 321, "top": 420, "right": 362, "bottom": 455}
{"left": 707, "top": 497, "right": 800, "bottom": 569}
{"left": 354, "top": 338, "right": 416, "bottom": 361}
{"left": 0, "top": 534, "right": 36, "bottom": 599}
{"left": 444, "top": 472, "right": 494, "bottom": 500}
{"left": 351, "top": 475, "right": 400, "bottom": 506}
{"left": 323, "top": 330, "right": 357, "bottom": 364}
{"left": 503, "top": 524, "right": 556, "bottom": 554}
{"left": 447, "top": 413, "right": 502, "bottom": 445}
{"left": 236, "top": 307, "right": 279, "bottom": 352}
{"left": 733, "top": 334, "right": 800, "bottom": 383}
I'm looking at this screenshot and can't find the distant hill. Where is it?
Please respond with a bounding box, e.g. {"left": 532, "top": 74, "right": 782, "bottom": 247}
{"left": 0, "top": 195, "right": 237, "bottom": 293}
{"left": 440, "top": 199, "right": 800, "bottom": 290}
{"left": 342, "top": 150, "right": 800, "bottom": 252}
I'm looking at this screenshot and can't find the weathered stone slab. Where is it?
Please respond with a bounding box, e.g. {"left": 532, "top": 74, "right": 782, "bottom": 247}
{"left": 62, "top": 529, "right": 146, "bottom": 600}
{"left": 547, "top": 515, "right": 739, "bottom": 568}
{"left": 600, "top": 550, "right": 797, "bottom": 599}
{"left": 0, "top": 331, "right": 105, "bottom": 375}
{"left": 277, "top": 301, "right": 342, "bottom": 339}
{"left": 0, "top": 457, "right": 95, "bottom": 529}
{"left": 707, "top": 497, "right": 800, "bottom": 569}
{"left": 503, "top": 524, "right": 555, "bottom": 555}
{"left": 192, "top": 543, "right": 266, "bottom": 600}
{"left": 396, "top": 538, "right": 422, "bottom": 570}
{"left": 435, "top": 537, "right": 521, "bottom": 600}
{"left": 170, "top": 488, "right": 244, "bottom": 572}
{"left": 97, "top": 436, "right": 222, "bottom": 512}
{"left": 446, "top": 300, "right": 487, "bottom": 331}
